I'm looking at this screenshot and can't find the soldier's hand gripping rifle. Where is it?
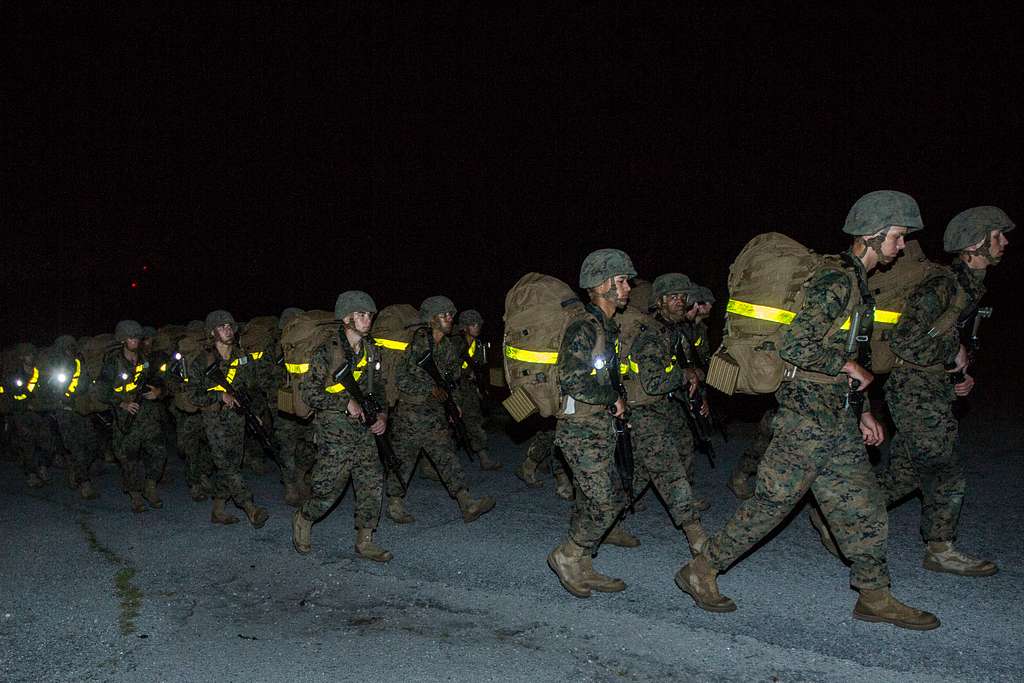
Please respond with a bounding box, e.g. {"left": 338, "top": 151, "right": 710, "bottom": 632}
{"left": 607, "top": 351, "right": 636, "bottom": 514}
{"left": 671, "top": 338, "right": 720, "bottom": 467}
{"left": 414, "top": 348, "right": 475, "bottom": 461}
{"left": 843, "top": 306, "right": 870, "bottom": 416}
{"left": 332, "top": 360, "right": 407, "bottom": 495}
{"left": 203, "top": 360, "right": 280, "bottom": 465}
{"left": 947, "top": 306, "right": 992, "bottom": 384}
{"left": 120, "top": 363, "right": 163, "bottom": 434}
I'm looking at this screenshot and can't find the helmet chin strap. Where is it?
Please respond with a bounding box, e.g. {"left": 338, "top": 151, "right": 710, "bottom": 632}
{"left": 968, "top": 235, "right": 1000, "bottom": 266}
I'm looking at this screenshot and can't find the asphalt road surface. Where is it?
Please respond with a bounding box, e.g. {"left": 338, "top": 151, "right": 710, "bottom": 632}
{"left": 2, "top": 395, "right": 1021, "bottom": 682}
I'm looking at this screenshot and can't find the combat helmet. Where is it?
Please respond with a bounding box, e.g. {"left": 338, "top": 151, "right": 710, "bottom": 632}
{"left": 579, "top": 248, "right": 637, "bottom": 288}
{"left": 843, "top": 190, "right": 923, "bottom": 236}
{"left": 204, "top": 310, "right": 236, "bottom": 333}
{"left": 458, "top": 309, "right": 484, "bottom": 327}
{"left": 651, "top": 273, "right": 693, "bottom": 305}
{"left": 943, "top": 206, "right": 1015, "bottom": 253}
{"left": 335, "top": 291, "right": 378, "bottom": 320}
{"left": 419, "top": 295, "right": 457, "bottom": 322}
{"left": 114, "top": 320, "right": 144, "bottom": 342}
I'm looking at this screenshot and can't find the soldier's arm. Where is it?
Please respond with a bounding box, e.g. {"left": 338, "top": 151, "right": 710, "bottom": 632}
{"left": 395, "top": 329, "right": 431, "bottom": 397}
{"left": 94, "top": 356, "right": 122, "bottom": 406}
{"left": 779, "top": 268, "right": 852, "bottom": 376}
{"left": 558, "top": 319, "right": 619, "bottom": 406}
{"left": 890, "top": 275, "right": 959, "bottom": 367}
{"left": 298, "top": 343, "right": 349, "bottom": 411}
{"left": 184, "top": 354, "right": 220, "bottom": 406}
{"left": 634, "top": 330, "right": 683, "bottom": 396}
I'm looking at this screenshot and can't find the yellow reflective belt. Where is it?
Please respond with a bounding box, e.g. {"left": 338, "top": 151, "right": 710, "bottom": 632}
{"left": 839, "top": 309, "right": 902, "bottom": 330}
{"left": 504, "top": 345, "right": 558, "bottom": 364}
{"left": 325, "top": 349, "right": 367, "bottom": 393}
{"left": 26, "top": 367, "right": 39, "bottom": 394}
{"left": 286, "top": 362, "right": 309, "bottom": 374}
{"left": 628, "top": 358, "right": 640, "bottom": 374}
{"left": 65, "top": 359, "right": 82, "bottom": 397}
{"left": 726, "top": 299, "right": 796, "bottom": 325}
{"left": 375, "top": 338, "right": 408, "bottom": 351}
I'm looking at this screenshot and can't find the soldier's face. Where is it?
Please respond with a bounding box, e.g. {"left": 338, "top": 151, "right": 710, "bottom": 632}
{"left": 684, "top": 302, "right": 700, "bottom": 321}
{"left": 697, "top": 302, "right": 712, "bottom": 318}
{"left": 213, "top": 324, "right": 235, "bottom": 344}
{"left": 877, "top": 226, "right": 908, "bottom": 264}
{"left": 347, "top": 311, "right": 374, "bottom": 335}
{"left": 659, "top": 292, "right": 687, "bottom": 321}
{"left": 433, "top": 312, "right": 454, "bottom": 334}
{"left": 124, "top": 338, "right": 141, "bottom": 352}
{"left": 989, "top": 229, "right": 1009, "bottom": 261}
{"left": 466, "top": 323, "right": 482, "bottom": 337}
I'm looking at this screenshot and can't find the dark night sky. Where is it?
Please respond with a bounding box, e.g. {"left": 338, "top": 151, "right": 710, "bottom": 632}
{"left": 3, "top": 3, "right": 1021, "bottom": 346}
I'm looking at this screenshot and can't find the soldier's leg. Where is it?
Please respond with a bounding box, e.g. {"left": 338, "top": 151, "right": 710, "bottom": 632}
{"left": 273, "top": 414, "right": 304, "bottom": 486}
{"left": 875, "top": 430, "right": 921, "bottom": 505}
{"left": 632, "top": 410, "right": 699, "bottom": 530}
{"left": 516, "top": 429, "right": 554, "bottom": 487}
{"left": 204, "top": 411, "right": 266, "bottom": 527}
{"left": 458, "top": 384, "right": 500, "bottom": 470}
{"left": 298, "top": 435, "right": 353, "bottom": 523}
{"left": 382, "top": 403, "right": 419, "bottom": 523}
{"left": 350, "top": 432, "right": 391, "bottom": 561}
{"left": 729, "top": 408, "right": 775, "bottom": 499}
{"left": 55, "top": 411, "right": 97, "bottom": 496}
{"left": 555, "top": 420, "right": 621, "bottom": 552}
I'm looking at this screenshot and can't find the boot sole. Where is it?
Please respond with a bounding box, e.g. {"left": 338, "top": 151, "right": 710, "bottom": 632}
{"left": 212, "top": 517, "right": 240, "bottom": 525}
{"left": 463, "top": 498, "right": 496, "bottom": 523}
{"left": 356, "top": 550, "right": 393, "bottom": 563}
{"left": 674, "top": 571, "right": 737, "bottom": 613}
{"left": 853, "top": 609, "right": 941, "bottom": 631}
{"left": 923, "top": 558, "right": 998, "bottom": 577}
{"left": 547, "top": 553, "right": 591, "bottom": 598}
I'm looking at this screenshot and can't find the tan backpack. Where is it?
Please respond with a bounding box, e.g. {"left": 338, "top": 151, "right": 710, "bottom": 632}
{"left": 370, "top": 304, "right": 421, "bottom": 407}
{"left": 277, "top": 310, "right": 337, "bottom": 417}
{"left": 239, "top": 315, "right": 279, "bottom": 358}
{"left": 706, "top": 232, "right": 856, "bottom": 395}
{"left": 73, "top": 334, "right": 118, "bottom": 415}
{"left": 616, "top": 305, "right": 661, "bottom": 407}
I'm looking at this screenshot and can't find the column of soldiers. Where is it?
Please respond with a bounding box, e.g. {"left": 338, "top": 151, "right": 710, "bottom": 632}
{"left": 0, "top": 192, "right": 1010, "bottom": 634}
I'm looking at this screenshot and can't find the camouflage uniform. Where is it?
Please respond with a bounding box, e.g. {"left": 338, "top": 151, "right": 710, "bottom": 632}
{"left": 451, "top": 333, "right": 488, "bottom": 454}
{"left": 624, "top": 315, "right": 700, "bottom": 528}
{"left": 3, "top": 365, "right": 54, "bottom": 481}
{"left": 175, "top": 405, "right": 213, "bottom": 492}
{"left": 44, "top": 340, "right": 100, "bottom": 489}
{"left": 705, "top": 254, "right": 891, "bottom": 590}
{"left": 728, "top": 407, "right": 775, "bottom": 498}
{"left": 297, "top": 333, "right": 384, "bottom": 529}
{"left": 97, "top": 349, "right": 168, "bottom": 494}
{"left": 386, "top": 327, "right": 468, "bottom": 498}
{"left": 554, "top": 305, "right": 624, "bottom": 551}
{"left": 877, "top": 262, "right": 986, "bottom": 543}
{"left": 185, "top": 345, "right": 264, "bottom": 506}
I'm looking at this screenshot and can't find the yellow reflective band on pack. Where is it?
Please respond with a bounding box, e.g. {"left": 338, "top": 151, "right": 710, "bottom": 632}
{"left": 619, "top": 362, "right": 629, "bottom": 376}
{"left": 159, "top": 363, "right": 168, "bottom": 373}
{"left": 504, "top": 346, "right": 558, "bottom": 364}
{"left": 65, "top": 359, "right": 82, "bottom": 398}
{"left": 462, "top": 339, "right": 478, "bottom": 369}
{"left": 694, "top": 336, "right": 703, "bottom": 347}
{"left": 628, "top": 358, "right": 640, "bottom": 374}
{"left": 839, "top": 309, "right": 902, "bottom": 330}
{"left": 727, "top": 299, "right": 796, "bottom": 325}
{"left": 26, "top": 367, "right": 39, "bottom": 394}
{"left": 375, "top": 338, "right": 408, "bottom": 351}
{"left": 286, "top": 362, "right": 309, "bottom": 374}
{"left": 325, "top": 348, "right": 368, "bottom": 393}
{"left": 209, "top": 359, "right": 238, "bottom": 391}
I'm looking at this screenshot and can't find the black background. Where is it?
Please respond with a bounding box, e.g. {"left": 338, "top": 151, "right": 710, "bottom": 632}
{"left": 4, "top": 3, "right": 1021, "bottom": 346}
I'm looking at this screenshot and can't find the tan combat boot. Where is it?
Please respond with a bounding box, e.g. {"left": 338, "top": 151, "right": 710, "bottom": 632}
{"left": 129, "top": 491, "right": 146, "bottom": 513}
{"left": 243, "top": 501, "right": 269, "bottom": 528}
{"left": 478, "top": 449, "right": 502, "bottom": 471}
{"left": 808, "top": 507, "right": 840, "bottom": 558}
{"left": 726, "top": 470, "right": 754, "bottom": 500}
{"left": 292, "top": 510, "right": 312, "bottom": 554}
{"left": 674, "top": 554, "right": 737, "bottom": 612}
{"left": 355, "top": 528, "right": 393, "bottom": 563}
{"left": 553, "top": 471, "right": 573, "bottom": 500}
{"left": 456, "top": 489, "right": 496, "bottom": 523}
{"left": 853, "top": 588, "right": 940, "bottom": 630}
{"left": 143, "top": 479, "right": 163, "bottom": 508}
{"left": 682, "top": 521, "right": 709, "bottom": 556}
{"left": 604, "top": 524, "right": 641, "bottom": 548}
{"left": 923, "top": 541, "right": 998, "bottom": 577}
{"left": 211, "top": 498, "right": 240, "bottom": 525}
{"left": 547, "top": 539, "right": 592, "bottom": 598}
{"left": 189, "top": 483, "right": 208, "bottom": 502}
{"left": 283, "top": 482, "right": 306, "bottom": 507}
{"left": 579, "top": 554, "right": 626, "bottom": 593}
{"left": 386, "top": 496, "right": 415, "bottom": 524}
{"left": 78, "top": 480, "right": 99, "bottom": 500}
{"left": 515, "top": 459, "right": 543, "bottom": 488}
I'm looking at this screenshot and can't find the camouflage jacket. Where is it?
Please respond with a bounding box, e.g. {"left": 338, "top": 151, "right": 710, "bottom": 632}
{"left": 96, "top": 348, "right": 162, "bottom": 407}
{"left": 679, "top": 319, "right": 711, "bottom": 368}
{"left": 38, "top": 351, "right": 92, "bottom": 410}
{"left": 298, "top": 333, "right": 383, "bottom": 414}
{"left": 1, "top": 365, "right": 43, "bottom": 413}
{"left": 183, "top": 344, "right": 263, "bottom": 408}
{"left": 396, "top": 327, "right": 459, "bottom": 400}
{"left": 557, "top": 304, "right": 620, "bottom": 408}
{"left": 630, "top": 315, "right": 683, "bottom": 397}
{"left": 890, "top": 261, "right": 986, "bottom": 369}
{"left": 780, "top": 252, "right": 867, "bottom": 377}
{"left": 452, "top": 333, "right": 483, "bottom": 383}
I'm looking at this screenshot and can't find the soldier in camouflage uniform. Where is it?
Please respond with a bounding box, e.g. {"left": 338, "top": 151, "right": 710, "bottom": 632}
{"left": 273, "top": 307, "right": 315, "bottom": 506}
{"left": 291, "top": 292, "right": 392, "bottom": 561}
{"left": 44, "top": 335, "right": 100, "bottom": 499}
{"left": 2, "top": 343, "right": 55, "bottom": 488}
{"left": 620, "top": 272, "right": 713, "bottom": 557}
{"left": 184, "top": 310, "right": 269, "bottom": 528}
{"left": 676, "top": 191, "right": 939, "bottom": 630}
{"left": 727, "top": 406, "right": 775, "bottom": 500}
{"left": 166, "top": 320, "right": 215, "bottom": 501}
{"left": 547, "top": 248, "right": 636, "bottom": 598}
{"left": 514, "top": 423, "right": 573, "bottom": 500}
{"left": 451, "top": 309, "right": 502, "bottom": 471}
{"left": 96, "top": 321, "right": 168, "bottom": 513}
{"left": 876, "top": 206, "right": 1012, "bottom": 577}
{"left": 384, "top": 296, "right": 496, "bottom": 525}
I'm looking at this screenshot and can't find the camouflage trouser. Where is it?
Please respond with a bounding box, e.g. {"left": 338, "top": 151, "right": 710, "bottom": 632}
{"left": 455, "top": 382, "right": 488, "bottom": 453}
{"left": 200, "top": 407, "right": 253, "bottom": 505}
{"left": 299, "top": 411, "right": 383, "bottom": 529}
{"left": 706, "top": 382, "right": 890, "bottom": 590}
{"left": 522, "top": 428, "right": 566, "bottom": 476}
{"left": 113, "top": 405, "right": 167, "bottom": 492}
{"left": 386, "top": 399, "right": 467, "bottom": 498}
{"left": 52, "top": 408, "right": 98, "bottom": 486}
{"left": 175, "top": 408, "right": 213, "bottom": 488}
{"left": 274, "top": 412, "right": 313, "bottom": 485}
{"left": 631, "top": 404, "right": 699, "bottom": 527}
{"left": 668, "top": 401, "right": 698, "bottom": 485}
{"left": 731, "top": 407, "right": 775, "bottom": 483}
{"left": 877, "top": 367, "right": 964, "bottom": 544}
{"left": 555, "top": 414, "right": 624, "bottom": 551}
{"left": 9, "top": 411, "right": 54, "bottom": 475}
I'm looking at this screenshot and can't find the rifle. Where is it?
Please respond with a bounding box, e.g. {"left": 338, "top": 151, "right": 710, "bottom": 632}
{"left": 414, "top": 346, "right": 475, "bottom": 461}
{"left": 672, "top": 335, "right": 725, "bottom": 467}
{"left": 948, "top": 306, "right": 992, "bottom": 384}
{"left": 843, "top": 306, "right": 870, "bottom": 415}
{"left": 606, "top": 346, "right": 636, "bottom": 513}
{"left": 120, "top": 361, "right": 162, "bottom": 434}
{"left": 460, "top": 338, "right": 490, "bottom": 402}
{"left": 332, "top": 359, "right": 407, "bottom": 495}
{"left": 203, "top": 359, "right": 280, "bottom": 466}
